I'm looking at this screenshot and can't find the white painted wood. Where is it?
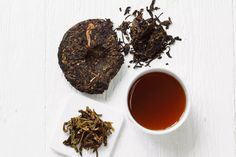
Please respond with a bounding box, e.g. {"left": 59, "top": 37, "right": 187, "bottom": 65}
{"left": 45, "top": 0, "right": 236, "bottom": 157}
{"left": 0, "top": 0, "right": 46, "bottom": 156}
{"left": 233, "top": 0, "right": 236, "bottom": 152}
{"left": 0, "top": 0, "right": 235, "bottom": 157}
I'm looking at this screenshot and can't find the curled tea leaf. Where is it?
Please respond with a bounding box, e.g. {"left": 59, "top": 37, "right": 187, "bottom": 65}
{"left": 124, "top": 6, "right": 131, "bottom": 15}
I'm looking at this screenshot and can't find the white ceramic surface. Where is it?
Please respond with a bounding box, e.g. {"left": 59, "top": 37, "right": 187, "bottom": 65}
{"left": 126, "top": 68, "right": 190, "bottom": 135}
{"left": 50, "top": 94, "right": 124, "bottom": 157}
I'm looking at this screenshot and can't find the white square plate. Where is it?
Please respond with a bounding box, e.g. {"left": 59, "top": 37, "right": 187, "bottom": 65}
{"left": 50, "top": 94, "right": 124, "bottom": 157}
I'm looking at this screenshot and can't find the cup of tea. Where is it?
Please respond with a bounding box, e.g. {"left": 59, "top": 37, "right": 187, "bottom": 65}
{"left": 126, "top": 68, "right": 190, "bottom": 135}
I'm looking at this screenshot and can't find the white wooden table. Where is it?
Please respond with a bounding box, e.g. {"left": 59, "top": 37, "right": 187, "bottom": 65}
{"left": 0, "top": 0, "right": 236, "bottom": 156}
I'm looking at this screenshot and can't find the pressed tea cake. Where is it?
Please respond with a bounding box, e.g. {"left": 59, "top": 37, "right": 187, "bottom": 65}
{"left": 58, "top": 19, "right": 124, "bottom": 94}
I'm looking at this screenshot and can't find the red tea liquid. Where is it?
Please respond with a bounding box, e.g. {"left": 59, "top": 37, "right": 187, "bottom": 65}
{"left": 128, "top": 72, "right": 186, "bottom": 130}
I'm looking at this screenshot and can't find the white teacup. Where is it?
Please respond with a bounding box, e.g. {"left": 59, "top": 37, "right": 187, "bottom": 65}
{"left": 125, "top": 68, "right": 190, "bottom": 135}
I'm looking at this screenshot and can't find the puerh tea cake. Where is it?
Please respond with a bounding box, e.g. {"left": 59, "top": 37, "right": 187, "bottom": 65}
{"left": 58, "top": 19, "right": 124, "bottom": 94}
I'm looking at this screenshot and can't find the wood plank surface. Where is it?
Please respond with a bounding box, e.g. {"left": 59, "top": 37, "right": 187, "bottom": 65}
{"left": 0, "top": 0, "right": 235, "bottom": 157}
{"left": 0, "top": 0, "right": 46, "bottom": 156}
{"left": 233, "top": 0, "right": 236, "bottom": 152}
{"left": 45, "top": 0, "right": 235, "bottom": 157}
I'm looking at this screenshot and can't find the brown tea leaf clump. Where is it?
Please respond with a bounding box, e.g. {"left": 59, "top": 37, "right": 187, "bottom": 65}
{"left": 117, "top": 0, "right": 181, "bottom": 68}
{"left": 63, "top": 107, "right": 114, "bottom": 157}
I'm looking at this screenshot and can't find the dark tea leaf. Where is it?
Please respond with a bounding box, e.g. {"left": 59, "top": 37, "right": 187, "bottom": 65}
{"left": 124, "top": 6, "right": 131, "bottom": 15}
{"left": 117, "top": 0, "right": 181, "bottom": 68}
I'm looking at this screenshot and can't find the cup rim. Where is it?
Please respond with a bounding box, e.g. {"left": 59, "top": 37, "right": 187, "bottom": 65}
{"left": 125, "top": 68, "right": 190, "bottom": 135}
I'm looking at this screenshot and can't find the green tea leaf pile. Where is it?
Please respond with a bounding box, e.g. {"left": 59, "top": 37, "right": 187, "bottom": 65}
{"left": 63, "top": 107, "right": 114, "bottom": 157}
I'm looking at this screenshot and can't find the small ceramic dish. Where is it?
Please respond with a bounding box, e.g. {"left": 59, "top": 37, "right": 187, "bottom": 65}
{"left": 51, "top": 94, "right": 124, "bottom": 157}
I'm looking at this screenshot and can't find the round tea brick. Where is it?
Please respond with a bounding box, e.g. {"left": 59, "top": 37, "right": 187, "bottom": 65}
{"left": 58, "top": 19, "right": 124, "bottom": 94}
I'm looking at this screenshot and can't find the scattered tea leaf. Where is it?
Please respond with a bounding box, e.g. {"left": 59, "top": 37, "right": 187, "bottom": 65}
{"left": 160, "top": 17, "right": 172, "bottom": 29}
{"left": 124, "top": 6, "right": 131, "bottom": 15}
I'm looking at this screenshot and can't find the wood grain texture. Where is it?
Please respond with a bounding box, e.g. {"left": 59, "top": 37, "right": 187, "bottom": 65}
{"left": 0, "top": 0, "right": 235, "bottom": 157}
{"left": 45, "top": 0, "right": 236, "bottom": 157}
{"left": 233, "top": 0, "right": 236, "bottom": 151}
{"left": 0, "top": 0, "right": 46, "bottom": 156}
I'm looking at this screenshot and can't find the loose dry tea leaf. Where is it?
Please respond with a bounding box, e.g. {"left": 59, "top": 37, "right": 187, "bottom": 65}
{"left": 124, "top": 6, "right": 131, "bottom": 15}
{"left": 58, "top": 19, "right": 124, "bottom": 94}
{"left": 63, "top": 107, "right": 114, "bottom": 157}
{"left": 117, "top": 0, "right": 181, "bottom": 68}
{"left": 146, "top": 0, "right": 159, "bottom": 18}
